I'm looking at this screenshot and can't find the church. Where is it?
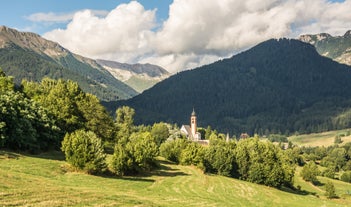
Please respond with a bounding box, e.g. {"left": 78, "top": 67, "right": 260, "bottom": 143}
{"left": 180, "top": 109, "right": 201, "bottom": 141}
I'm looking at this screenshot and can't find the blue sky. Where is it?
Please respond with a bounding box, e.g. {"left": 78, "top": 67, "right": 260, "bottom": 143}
{"left": 0, "top": 0, "right": 173, "bottom": 34}
{"left": 1, "top": 0, "right": 350, "bottom": 72}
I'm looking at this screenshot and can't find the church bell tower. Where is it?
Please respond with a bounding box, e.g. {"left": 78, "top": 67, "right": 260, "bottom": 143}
{"left": 190, "top": 108, "right": 197, "bottom": 139}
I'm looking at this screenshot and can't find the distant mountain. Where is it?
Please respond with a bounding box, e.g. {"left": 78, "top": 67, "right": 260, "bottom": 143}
{"left": 97, "top": 59, "right": 170, "bottom": 93}
{"left": 299, "top": 30, "right": 351, "bottom": 66}
{"left": 0, "top": 26, "right": 137, "bottom": 101}
{"left": 116, "top": 38, "right": 351, "bottom": 136}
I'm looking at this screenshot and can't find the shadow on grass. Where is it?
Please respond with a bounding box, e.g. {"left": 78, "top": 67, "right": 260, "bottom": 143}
{"left": 99, "top": 159, "right": 188, "bottom": 183}
{"left": 28, "top": 150, "right": 65, "bottom": 161}
{"left": 279, "top": 186, "right": 318, "bottom": 197}
{"left": 0, "top": 150, "right": 20, "bottom": 159}
{"left": 150, "top": 159, "right": 189, "bottom": 176}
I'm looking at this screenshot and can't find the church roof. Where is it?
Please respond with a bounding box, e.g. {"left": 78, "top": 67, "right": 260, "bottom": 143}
{"left": 181, "top": 125, "right": 193, "bottom": 138}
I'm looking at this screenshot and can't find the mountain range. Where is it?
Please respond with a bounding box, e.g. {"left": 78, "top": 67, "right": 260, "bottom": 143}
{"left": 3, "top": 25, "right": 351, "bottom": 135}
{"left": 299, "top": 30, "right": 351, "bottom": 66}
{"left": 0, "top": 26, "right": 168, "bottom": 100}
{"left": 97, "top": 59, "right": 170, "bottom": 93}
{"left": 118, "top": 38, "right": 351, "bottom": 136}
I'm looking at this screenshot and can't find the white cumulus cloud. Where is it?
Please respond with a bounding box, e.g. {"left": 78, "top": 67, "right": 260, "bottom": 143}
{"left": 42, "top": 0, "right": 351, "bottom": 73}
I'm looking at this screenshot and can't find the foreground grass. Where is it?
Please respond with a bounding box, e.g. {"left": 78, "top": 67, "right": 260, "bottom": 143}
{"left": 1, "top": 151, "right": 351, "bottom": 206}
{"left": 289, "top": 128, "right": 351, "bottom": 147}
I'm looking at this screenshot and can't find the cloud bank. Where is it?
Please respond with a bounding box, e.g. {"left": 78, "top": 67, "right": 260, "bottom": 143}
{"left": 43, "top": 0, "right": 351, "bottom": 73}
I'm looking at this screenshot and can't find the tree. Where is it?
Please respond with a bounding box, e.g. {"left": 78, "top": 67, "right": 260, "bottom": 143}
{"left": 323, "top": 166, "right": 336, "bottom": 179}
{"left": 115, "top": 106, "right": 135, "bottom": 143}
{"left": 151, "top": 122, "right": 169, "bottom": 147}
{"left": 110, "top": 131, "right": 158, "bottom": 175}
{"left": 234, "top": 138, "right": 295, "bottom": 187}
{"left": 340, "top": 171, "right": 351, "bottom": 183}
{"left": 61, "top": 130, "right": 107, "bottom": 174}
{"left": 204, "top": 139, "right": 237, "bottom": 176}
{"left": 22, "top": 78, "right": 85, "bottom": 133}
{"left": 300, "top": 162, "right": 320, "bottom": 184}
{"left": 180, "top": 142, "right": 205, "bottom": 169}
{"left": 0, "top": 90, "right": 61, "bottom": 152}
{"left": 160, "top": 138, "right": 189, "bottom": 163}
{"left": 325, "top": 181, "right": 337, "bottom": 199}
{"left": 77, "top": 93, "right": 114, "bottom": 142}
{"left": 0, "top": 68, "right": 14, "bottom": 92}
{"left": 110, "top": 143, "right": 133, "bottom": 176}
{"left": 205, "top": 126, "right": 212, "bottom": 140}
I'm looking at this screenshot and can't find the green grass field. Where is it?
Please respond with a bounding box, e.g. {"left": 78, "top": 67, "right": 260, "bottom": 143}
{"left": 289, "top": 129, "right": 351, "bottom": 147}
{"left": 1, "top": 151, "right": 351, "bottom": 206}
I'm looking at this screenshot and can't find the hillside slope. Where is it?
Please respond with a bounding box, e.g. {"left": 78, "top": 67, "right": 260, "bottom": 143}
{"left": 299, "top": 30, "right": 351, "bottom": 66}
{"left": 118, "top": 38, "right": 351, "bottom": 135}
{"left": 1, "top": 151, "right": 350, "bottom": 206}
{"left": 97, "top": 59, "right": 170, "bottom": 93}
{"left": 0, "top": 26, "right": 137, "bottom": 101}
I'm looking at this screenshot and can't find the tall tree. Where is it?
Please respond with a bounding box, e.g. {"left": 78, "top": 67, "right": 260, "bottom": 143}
{"left": 151, "top": 122, "right": 169, "bottom": 147}
{"left": 115, "top": 106, "right": 135, "bottom": 143}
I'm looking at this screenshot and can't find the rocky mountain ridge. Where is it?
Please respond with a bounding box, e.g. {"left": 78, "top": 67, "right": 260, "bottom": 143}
{"left": 299, "top": 30, "right": 351, "bottom": 66}
{"left": 0, "top": 26, "right": 137, "bottom": 101}
{"left": 97, "top": 59, "right": 170, "bottom": 93}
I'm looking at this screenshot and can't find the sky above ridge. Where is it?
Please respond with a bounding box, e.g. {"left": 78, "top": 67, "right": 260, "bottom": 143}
{"left": 1, "top": 0, "right": 350, "bottom": 72}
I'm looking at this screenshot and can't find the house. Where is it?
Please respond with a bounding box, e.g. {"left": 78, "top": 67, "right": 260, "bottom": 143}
{"left": 181, "top": 109, "right": 201, "bottom": 141}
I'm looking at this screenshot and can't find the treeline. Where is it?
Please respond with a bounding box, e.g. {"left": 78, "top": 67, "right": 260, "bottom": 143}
{"left": 160, "top": 135, "right": 295, "bottom": 188}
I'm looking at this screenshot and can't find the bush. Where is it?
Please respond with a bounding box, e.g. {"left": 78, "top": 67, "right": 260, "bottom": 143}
{"left": 180, "top": 142, "right": 205, "bottom": 169}
{"left": 300, "top": 162, "right": 320, "bottom": 184}
{"left": 203, "top": 139, "right": 237, "bottom": 176}
{"left": 61, "top": 130, "right": 107, "bottom": 174}
{"left": 325, "top": 181, "right": 337, "bottom": 199}
{"left": 323, "top": 166, "right": 336, "bottom": 179}
{"left": 110, "top": 132, "right": 158, "bottom": 175}
{"left": 341, "top": 171, "right": 351, "bottom": 183}
{"left": 160, "top": 138, "right": 189, "bottom": 163}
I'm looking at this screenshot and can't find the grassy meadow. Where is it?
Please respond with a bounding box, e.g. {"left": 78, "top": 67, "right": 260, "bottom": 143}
{"left": 289, "top": 129, "right": 351, "bottom": 147}
{"left": 1, "top": 150, "right": 351, "bottom": 207}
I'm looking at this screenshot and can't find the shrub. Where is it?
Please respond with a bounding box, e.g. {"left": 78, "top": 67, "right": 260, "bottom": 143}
{"left": 61, "top": 130, "right": 107, "bottom": 174}
{"left": 160, "top": 138, "right": 189, "bottom": 163}
{"left": 325, "top": 181, "right": 337, "bottom": 199}
{"left": 110, "top": 132, "right": 158, "bottom": 175}
{"left": 341, "top": 171, "right": 351, "bottom": 183}
{"left": 300, "top": 162, "right": 320, "bottom": 184}
{"left": 180, "top": 142, "right": 205, "bottom": 169}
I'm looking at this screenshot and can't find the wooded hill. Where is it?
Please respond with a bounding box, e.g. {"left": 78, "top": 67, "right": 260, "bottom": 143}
{"left": 117, "top": 38, "right": 351, "bottom": 136}
{"left": 0, "top": 26, "right": 137, "bottom": 101}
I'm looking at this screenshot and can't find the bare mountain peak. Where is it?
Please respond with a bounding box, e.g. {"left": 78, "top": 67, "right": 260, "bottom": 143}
{"left": 299, "top": 33, "right": 332, "bottom": 44}
{"left": 97, "top": 59, "right": 170, "bottom": 77}
{"left": 0, "top": 25, "right": 68, "bottom": 57}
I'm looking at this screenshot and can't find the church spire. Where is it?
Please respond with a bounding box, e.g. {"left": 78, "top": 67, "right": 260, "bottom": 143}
{"left": 191, "top": 107, "right": 196, "bottom": 116}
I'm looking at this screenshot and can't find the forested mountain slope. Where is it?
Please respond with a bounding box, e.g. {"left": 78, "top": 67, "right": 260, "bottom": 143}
{"left": 0, "top": 26, "right": 137, "bottom": 101}
{"left": 118, "top": 38, "right": 351, "bottom": 136}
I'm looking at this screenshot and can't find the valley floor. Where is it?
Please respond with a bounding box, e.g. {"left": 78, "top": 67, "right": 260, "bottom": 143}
{"left": 1, "top": 151, "right": 351, "bottom": 207}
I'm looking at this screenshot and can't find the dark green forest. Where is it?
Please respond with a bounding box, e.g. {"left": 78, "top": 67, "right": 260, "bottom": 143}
{"left": 116, "top": 39, "right": 351, "bottom": 136}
